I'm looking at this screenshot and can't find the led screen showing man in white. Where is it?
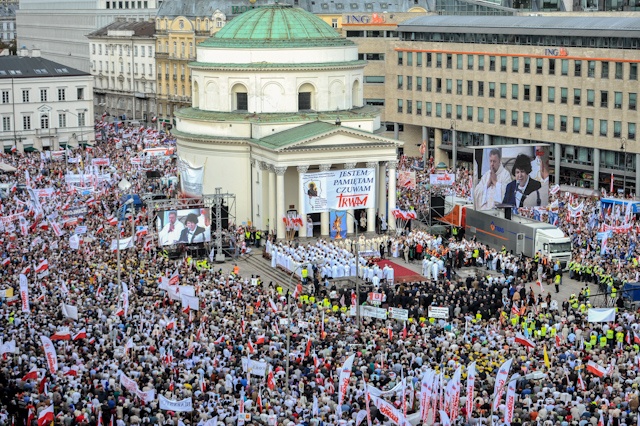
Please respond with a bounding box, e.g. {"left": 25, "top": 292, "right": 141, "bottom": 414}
{"left": 157, "top": 208, "right": 211, "bottom": 246}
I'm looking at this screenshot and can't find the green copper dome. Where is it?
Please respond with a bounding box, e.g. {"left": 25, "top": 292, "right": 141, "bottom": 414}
{"left": 199, "top": 4, "right": 354, "bottom": 48}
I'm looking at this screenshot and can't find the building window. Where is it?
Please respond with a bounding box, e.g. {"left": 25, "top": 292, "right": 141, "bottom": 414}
{"left": 523, "top": 85, "right": 530, "bottom": 101}
{"left": 535, "top": 113, "right": 542, "bottom": 129}
{"left": 512, "top": 57, "right": 519, "bottom": 73}
{"left": 397, "top": 99, "right": 403, "bottom": 113}
{"left": 426, "top": 53, "right": 432, "bottom": 67}
{"left": 614, "top": 121, "right": 622, "bottom": 138}
{"left": 478, "top": 81, "right": 484, "bottom": 97}
{"left": 457, "top": 54, "right": 463, "bottom": 70}
{"left": 364, "top": 76, "right": 384, "bottom": 84}
{"left": 436, "top": 78, "right": 442, "bottom": 93}
{"left": 22, "top": 90, "right": 29, "bottom": 103}
{"left": 573, "top": 117, "right": 580, "bottom": 134}
{"left": 488, "top": 108, "right": 495, "bottom": 124}
{"left": 560, "top": 115, "right": 567, "bottom": 132}
{"left": 489, "top": 56, "right": 495, "bottom": 71}
{"left": 456, "top": 105, "right": 462, "bottom": 120}
{"left": 467, "top": 80, "right": 473, "bottom": 96}
{"left": 500, "top": 56, "right": 507, "bottom": 72}
{"left": 489, "top": 82, "right": 495, "bottom": 98}
{"left": 523, "top": 111, "right": 529, "bottom": 128}
{"left": 397, "top": 51, "right": 403, "bottom": 65}
{"left": 586, "top": 118, "right": 594, "bottom": 135}
{"left": 397, "top": 75, "right": 403, "bottom": 89}
{"left": 456, "top": 80, "right": 462, "bottom": 95}
{"left": 601, "top": 62, "right": 609, "bottom": 79}
{"left": 524, "top": 57, "right": 530, "bottom": 74}
{"left": 630, "top": 63, "right": 638, "bottom": 80}
{"left": 511, "top": 110, "right": 517, "bottom": 126}
{"left": 500, "top": 83, "right": 506, "bottom": 99}
{"left": 78, "top": 112, "right": 85, "bottom": 127}
{"left": 600, "top": 91, "right": 608, "bottom": 108}
{"left": 407, "top": 52, "right": 413, "bottom": 66}
{"left": 23, "top": 116, "right": 31, "bottom": 130}
{"left": 561, "top": 59, "right": 568, "bottom": 76}
{"left": 499, "top": 109, "right": 506, "bottom": 125}
{"left": 59, "top": 113, "right": 66, "bottom": 128}
{"left": 406, "top": 76, "right": 412, "bottom": 90}
{"left": 467, "top": 55, "right": 474, "bottom": 70}
{"left": 574, "top": 60, "right": 582, "bottom": 77}
{"left": 467, "top": 106, "right": 473, "bottom": 121}
{"left": 406, "top": 100, "right": 412, "bottom": 114}
{"left": 426, "top": 77, "right": 432, "bottom": 92}
{"left": 587, "top": 90, "right": 594, "bottom": 107}
{"left": 615, "top": 62, "right": 623, "bottom": 79}
{"left": 600, "top": 120, "right": 608, "bottom": 136}
{"left": 560, "top": 88, "right": 567, "bottom": 104}
{"left": 478, "top": 55, "right": 484, "bottom": 71}
{"left": 478, "top": 107, "right": 484, "bottom": 122}
{"left": 435, "top": 103, "right": 441, "bottom": 118}
{"left": 446, "top": 79, "right": 452, "bottom": 94}
{"left": 58, "top": 88, "right": 65, "bottom": 101}
{"left": 425, "top": 102, "right": 432, "bottom": 116}
{"left": 40, "top": 114, "right": 49, "bottom": 129}
{"left": 511, "top": 84, "right": 518, "bottom": 100}
{"left": 77, "top": 88, "right": 84, "bottom": 100}
{"left": 445, "top": 104, "right": 451, "bottom": 118}
{"left": 587, "top": 61, "right": 595, "bottom": 77}
{"left": 548, "top": 58, "right": 555, "bottom": 75}
{"left": 614, "top": 92, "right": 622, "bottom": 109}
{"left": 436, "top": 53, "right": 442, "bottom": 68}
{"left": 629, "top": 93, "right": 637, "bottom": 111}
{"left": 536, "top": 58, "right": 543, "bottom": 74}
{"left": 547, "top": 114, "right": 554, "bottom": 131}
{"left": 535, "top": 86, "right": 542, "bottom": 102}
{"left": 629, "top": 123, "right": 636, "bottom": 140}
{"left": 416, "top": 77, "right": 422, "bottom": 91}
{"left": 446, "top": 54, "right": 452, "bottom": 69}
{"left": 1, "top": 91, "right": 8, "bottom": 104}
{"left": 416, "top": 101, "right": 422, "bottom": 115}
{"left": 2, "top": 116, "right": 9, "bottom": 131}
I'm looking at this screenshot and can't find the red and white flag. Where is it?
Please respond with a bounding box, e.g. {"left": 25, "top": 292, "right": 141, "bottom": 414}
{"left": 586, "top": 361, "right": 607, "bottom": 378}
{"left": 401, "top": 322, "right": 407, "bottom": 340}
{"left": 72, "top": 329, "right": 87, "bottom": 340}
{"left": 22, "top": 367, "right": 38, "bottom": 381}
{"left": 577, "top": 372, "right": 586, "bottom": 391}
{"left": 40, "top": 336, "right": 58, "bottom": 375}
{"left": 64, "top": 366, "right": 79, "bottom": 376}
{"left": 268, "top": 298, "right": 279, "bottom": 313}
{"left": 247, "top": 338, "right": 255, "bottom": 354}
{"left": 514, "top": 333, "right": 536, "bottom": 349}
{"left": 293, "top": 283, "right": 303, "bottom": 299}
{"left": 387, "top": 326, "right": 393, "bottom": 341}
{"left": 338, "top": 354, "right": 356, "bottom": 409}
{"left": 168, "top": 269, "right": 180, "bottom": 286}
{"left": 555, "top": 335, "right": 562, "bottom": 348}
{"left": 37, "top": 404, "right": 54, "bottom": 426}
{"left": 267, "top": 369, "right": 275, "bottom": 391}
{"left": 35, "top": 259, "right": 49, "bottom": 273}
{"left": 305, "top": 336, "right": 312, "bottom": 358}
{"left": 166, "top": 318, "right": 176, "bottom": 330}
{"left": 213, "top": 335, "right": 225, "bottom": 344}
{"left": 2, "top": 258, "right": 10, "bottom": 267}
{"left": 51, "top": 330, "right": 71, "bottom": 341}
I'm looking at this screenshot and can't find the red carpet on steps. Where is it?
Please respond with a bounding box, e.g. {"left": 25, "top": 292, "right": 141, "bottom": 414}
{"left": 375, "top": 259, "right": 423, "bottom": 284}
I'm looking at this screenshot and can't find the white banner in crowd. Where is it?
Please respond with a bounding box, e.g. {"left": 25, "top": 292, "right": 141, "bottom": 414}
{"left": 587, "top": 308, "right": 616, "bottom": 323}
{"left": 61, "top": 304, "right": 79, "bottom": 320}
{"left": 178, "top": 157, "right": 204, "bottom": 197}
{"left": 110, "top": 237, "right": 134, "bottom": 251}
{"left": 19, "top": 274, "right": 29, "bottom": 313}
{"left": 40, "top": 336, "right": 58, "bottom": 374}
{"left": 181, "top": 294, "right": 199, "bottom": 312}
{"left": 299, "top": 167, "right": 376, "bottom": 215}
{"left": 429, "top": 173, "right": 456, "bottom": 186}
{"left": 241, "top": 358, "right": 268, "bottom": 377}
{"left": 159, "top": 395, "right": 193, "bottom": 412}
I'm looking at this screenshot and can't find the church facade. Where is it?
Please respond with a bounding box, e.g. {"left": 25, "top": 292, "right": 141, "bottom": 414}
{"left": 174, "top": 5, "right": 401, "bottom": 239}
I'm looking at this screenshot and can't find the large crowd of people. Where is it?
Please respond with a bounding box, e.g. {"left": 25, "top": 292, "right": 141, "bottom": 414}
{"left": 0, "top": 134, "right": 639, "bottom": 426}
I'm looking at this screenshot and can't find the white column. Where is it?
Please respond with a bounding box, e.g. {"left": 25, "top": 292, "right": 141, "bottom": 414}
{"left": 377, "top": 161, "right": 385, "bottom": 216}
{"left": 275, "top": 166, "right": 287, "bottom": 240}
{"left": 593, "top": 148, "right": 600, "bottom": 191}
{"left": 387, "top": 160, "right": 398, "bottom": 232}
{"left": 484, "top": 134, "right": 490, "bottom": 146}
{"left": 344, "top": 162, "right": 356, "bottom": 236}
{"left": 268, "top": 164, "right": 276, "bottom": 235}
{"left": 297, "top": 165, "right": 309, "bottom": 238}
{"left": 555, "top": 143, "right": 561, "bottom": 185}
{"left": 319, "top": 164, "right": 332, "bottom": 237}
{"left": 366, "top": 161, "right": 377, "bottom": 233}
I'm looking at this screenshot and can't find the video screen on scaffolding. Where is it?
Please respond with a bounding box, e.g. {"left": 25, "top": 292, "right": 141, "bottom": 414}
{"left": 156, "top": 208, "right": 212, "bottom": 246}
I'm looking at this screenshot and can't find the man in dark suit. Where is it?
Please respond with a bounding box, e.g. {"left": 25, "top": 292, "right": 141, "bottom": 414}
{"left": 178, "top": 213, "right": 206, "bottom": 243}
{"left": 502, "top": 153, "right": 542, "bottom": 208}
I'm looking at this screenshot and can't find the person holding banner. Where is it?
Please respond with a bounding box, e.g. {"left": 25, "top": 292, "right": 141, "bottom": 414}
{"left": 474, "top": 148, "right": 512, "bottom": 210}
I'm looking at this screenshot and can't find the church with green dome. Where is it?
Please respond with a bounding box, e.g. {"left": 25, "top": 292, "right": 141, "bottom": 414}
{"left": 173, "top": 4, "right": 402, "bottom": 240}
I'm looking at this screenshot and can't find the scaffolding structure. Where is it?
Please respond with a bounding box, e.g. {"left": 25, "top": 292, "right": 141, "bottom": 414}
{"left": 203, "top": 188, "right": 237, "bottom": 262}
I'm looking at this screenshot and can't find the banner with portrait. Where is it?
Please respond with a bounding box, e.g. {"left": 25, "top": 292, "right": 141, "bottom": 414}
{"left": 472, "top": 144, "right": 550, "bottom": 213}
{"left": 300, "top": 167, "right": 376, "bottom": 215}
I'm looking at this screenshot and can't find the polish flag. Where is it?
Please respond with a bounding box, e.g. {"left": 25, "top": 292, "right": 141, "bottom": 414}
{"left": 21, "top": 265, "right": 31, "bottom": 275}
{"left": 106, "top": 215, "right": 117, "bottom": 226}
{"left": 51, "top": 330, "right": 71, "bottom": 341}
{"left": 2, "top": 258, "right": 9, "bottom": 266}
{"left": 241, "top": 319, "right": 246, "bottom": 335}
{"left": 38, "top": 405, "right": 54, "bottom": 426}
{"left": 196, "top": 324, "right": 204, "bottom": 341}
{"left": 96, "top": 225, "right": 105, "bottom": 234}
{"left": 166, "top": 319, "right": 176, "bottom": 330}
{"left": 293, "top": 283, "right": 303, "bottom": 299}
{"left": 115, "top": 307, "right": 124, "bottom": 317}
{"left": 634, "top": 331, "right": 640, "bottom": 345}
{"left": 213, "top": 335, "right": 225, "bottom": 344}
{"left": 587, "top": 361, "right": 607, "bottom": 377}
{"left": 255, "top": 335, "right": 266, "bottom": 345}
{"left": 305, "top": 336, "right": 312, "bottom": 358}
{"left": 387, "top": 326, "right": 393, "bottom": 341}
{"left": 22, "top": 367, "right": 39, "bottom": 381}
{"left": 39, "top": 221, "right": 49, "bottom": 231}
{"left": 555, "top": 335, "right": 561, "bottom": 348}
{"left": 514, "top": 333, "right": 536, "bottom": 349}
{"left": 401, "top": 322, "right": 407, "bottom": 340}
{"left": 64, "top": 365, "right": 79, "bottom": 376}
{"left": 598, "top": 412, "right": 605, "bottom": 426}
{"left": 72, "top": 329, "right": 87, "bottom": 340}
{"left": 35, "top": 259, "right": 49, "bottom": 274}
{"left": 247, "top": 339, "right": 255, "bottom": 354}
{"left": 257, "top": 393, "right": 263, "bottom": 413}
{"left": 577, "top": 373, "right": 586, "bottom": 391}
{"left": 168, "top": 269, "right": 180, "bottom": 286}
{"left": 267, "top": 369, "right": 275, "bottom": 391}
{"left": 268, "top": 298, "right": 279, "bottom": 313}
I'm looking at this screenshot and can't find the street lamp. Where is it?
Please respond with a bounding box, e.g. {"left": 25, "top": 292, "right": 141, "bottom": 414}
{"left": 620, "top": 138, "right": 627, "bottom": 196}
{"left": 285, "top": 258, "right": 324, "bottom": 384}
{"left": 450, "top": 120, "right": 457, "bottom": 173}
{"left": 490, "top": 371, "right": 546, "bottom": 426}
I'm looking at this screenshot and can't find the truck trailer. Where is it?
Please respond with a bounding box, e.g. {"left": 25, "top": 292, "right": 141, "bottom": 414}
{"left": 464, "top": 208, "right": 572, "bottom": 269}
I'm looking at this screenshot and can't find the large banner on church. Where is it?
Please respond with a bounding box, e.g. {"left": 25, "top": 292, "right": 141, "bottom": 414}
{"left": 300, "top": 167, "right": 376, "bottom": 215}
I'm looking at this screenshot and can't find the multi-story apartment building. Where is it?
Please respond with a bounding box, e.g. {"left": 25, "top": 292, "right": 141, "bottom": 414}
{"left": 0, "top": 4, "right": 16, "bottom": 44}
{"left": 0, "top": 49, "right": 94, "bottom": 152}
{"left": 87, "top": 20, "right": 156, "bottom": 124}
{"left": 350, "top": 13, "right": 640, "bottom": 194}
{"left": 16, "top": 0, "right": 159, "bottom": 74}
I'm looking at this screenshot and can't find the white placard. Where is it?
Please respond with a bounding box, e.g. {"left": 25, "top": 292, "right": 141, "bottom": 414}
{"left": 300, "top": 167, "right": 376, "bottom": 215}
{"left": 587, "top": 308, "right": 616, "bottom": 323}
{"left": 360, "top": 305, "right": 387, "bottom": 319}
{"left": 388, "top": 307, "right": 408, "bottom": 321}
{"left": 178, "top": 157, "right": 204, "bottom": 197}
{"left": 428, "top": 306, "right": 449, "bottom": 319}
{"left": 429, "top": 173, "right": 456, "bottom": 186}
{"left": 158, "top": 395, "right": 193, "bottom": 412}
{"left": 241, "top": 358, "right": 268, "bottom": 377}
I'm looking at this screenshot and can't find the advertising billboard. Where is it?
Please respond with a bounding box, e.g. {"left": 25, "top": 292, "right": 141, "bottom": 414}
{"left": 156, "top": 208, "right": 211, "bottom": 246}
{"left": 472, "top": 144, "right": 550, "bottom": 212}
{"left": 300, "top": 167, "right": 376, "bottom": 215}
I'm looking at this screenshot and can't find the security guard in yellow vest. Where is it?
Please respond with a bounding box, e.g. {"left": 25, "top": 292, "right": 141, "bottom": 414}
{"left": 300, "top": 294, "right": 309, "bottom": 304}
{"left": 276, "top": 285, "right": 283, "bottom": 295}
{"left": 255, "top": 230, "right": 262, "bottom": 248}
{"left": 540, "top": 324, "right": 547, "bottom": 337}
{"left": 616, "top": 331, "right": 624, "bottom": 349}
{"left": 309, "top": 296, "right": 315, "bottom": 305}
{"left": 301, "top": 267, "right": 309, "bottom": 285}
{"left": 590, "top": 334, "right": 597, "bottom": 347}
{"left": 606, "top": 328, "right": 615, "bottom": 348}
{"left": 599, "top": 335, "right": 608, "bottom": 348}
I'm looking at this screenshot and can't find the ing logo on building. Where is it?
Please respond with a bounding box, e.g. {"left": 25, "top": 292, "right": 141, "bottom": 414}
{"left": 544, "top": 47, "right": 568, "bottom": 57}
